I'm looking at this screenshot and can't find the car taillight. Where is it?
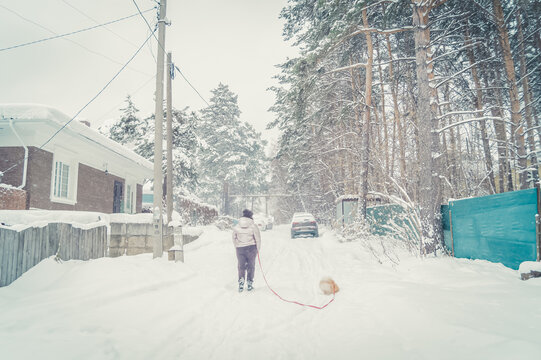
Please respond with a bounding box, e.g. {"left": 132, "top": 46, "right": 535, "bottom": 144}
{"left": 310, "top": 221, "right": 316, "bottom": 225}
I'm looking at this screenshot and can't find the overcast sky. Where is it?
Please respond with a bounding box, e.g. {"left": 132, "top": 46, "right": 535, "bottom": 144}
{"left": 0, "top": 0, "right": 298, "bottom": 143}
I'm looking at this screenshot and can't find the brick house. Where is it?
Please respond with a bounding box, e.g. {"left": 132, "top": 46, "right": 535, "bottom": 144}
{"left": 0, "top": 104, "right": 153, "bottom": 213}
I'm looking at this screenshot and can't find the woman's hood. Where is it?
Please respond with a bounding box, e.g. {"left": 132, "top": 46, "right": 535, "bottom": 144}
{"left": 238, "top": 217, "right": 254, "bottom": 228}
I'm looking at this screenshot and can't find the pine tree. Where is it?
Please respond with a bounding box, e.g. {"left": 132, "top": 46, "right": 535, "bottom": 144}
{"left": 195, "top": 83, "right": 268, "bottom": 215}
{"left": 109, "top": 95, "right": 143, "bottom": 148}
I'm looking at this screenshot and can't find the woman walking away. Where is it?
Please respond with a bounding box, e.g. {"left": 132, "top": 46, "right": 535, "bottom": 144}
{"left": 232, "top": 209, "right": 261, "bottom": 292}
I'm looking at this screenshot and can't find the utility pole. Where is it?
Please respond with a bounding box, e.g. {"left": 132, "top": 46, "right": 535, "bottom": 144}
{"left": 152, "top": 0, "right": 167, "bottom": 258}
{"left": 166, "top": 51, "right": 173, "bottom": 224}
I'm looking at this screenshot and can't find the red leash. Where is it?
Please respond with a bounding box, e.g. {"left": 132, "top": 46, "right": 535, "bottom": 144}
{"left": 256, "top": 252, "right": 335, "bottom": 310}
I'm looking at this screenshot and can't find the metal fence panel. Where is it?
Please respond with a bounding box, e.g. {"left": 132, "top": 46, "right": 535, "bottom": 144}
{"left": 449, "top": 188, "right": 537, "bottom": 270}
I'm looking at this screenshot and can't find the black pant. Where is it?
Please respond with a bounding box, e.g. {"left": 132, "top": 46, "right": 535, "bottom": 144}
{"left": 236, "top": 245, "right": 257, "bottom": 282}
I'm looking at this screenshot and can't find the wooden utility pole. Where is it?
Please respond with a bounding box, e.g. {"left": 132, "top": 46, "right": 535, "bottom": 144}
{"left": 166, "top": 52, "right": 173, "bottom": 224}
{"left": 152, "top": 0, "right": 167, "bottom": 258}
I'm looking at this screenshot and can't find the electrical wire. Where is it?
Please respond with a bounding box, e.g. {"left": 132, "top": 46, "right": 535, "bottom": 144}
{"left": 1, "top": 29, "right": 157, "bottom": 175}
{"left": 132, "top": 0, "right": 165, "bottom": 53}
{"left": 40, "top": 29, "right": 156, "bottom": 149}
{"left": 60, "top": 0, "right": 141, "bottom": 49}
{"left": 0, "top": 7, "right": 154, "bottom": 52}
{"left": 174, "top": 65, "right": 211, "bottom": 107}
{"left": 0, "top": 4, "right": 153, "bottom": 76}
{"left": 132, "top": 1, "right": 211, "bottom": 108}
{"left": 95, "top": 74, "right": 156, "bottom": 123}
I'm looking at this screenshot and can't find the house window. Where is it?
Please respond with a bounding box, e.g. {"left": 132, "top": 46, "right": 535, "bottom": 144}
{"left": 53, "top": 161, "right": 70, "bottom": 198}
{"left": 126, "top": 184, "right": 134, "bottom": 214}
{"left": 50, "top": 152, "right": 78, "bottom": 205}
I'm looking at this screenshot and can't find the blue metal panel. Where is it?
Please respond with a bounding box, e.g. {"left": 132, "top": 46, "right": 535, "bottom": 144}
{"left": 449, "top": 188, "right": 537, "bottom": 270}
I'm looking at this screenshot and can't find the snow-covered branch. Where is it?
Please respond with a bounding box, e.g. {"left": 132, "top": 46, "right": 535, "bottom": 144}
{"left": 432, "top": 56, "right": 495, "bottom": 88}
{"left": 437, "top": 116, "right": 514, "bottom": 133}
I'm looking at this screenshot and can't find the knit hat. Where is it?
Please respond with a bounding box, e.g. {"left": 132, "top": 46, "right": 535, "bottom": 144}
{"left": 242, "top": 209, "right": 253, "bottom": 219}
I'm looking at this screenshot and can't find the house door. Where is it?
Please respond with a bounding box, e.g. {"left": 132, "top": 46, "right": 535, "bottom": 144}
{"left": 113, "top": 180, "right": 124, "bottom": 213}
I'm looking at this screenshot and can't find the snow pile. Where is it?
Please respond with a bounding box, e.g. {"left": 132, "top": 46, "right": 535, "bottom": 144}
{"left": 1, "top": 225, "right": 540, "bottom": 360}
{"left": 519, "top": 261, "right": 541, "bottom": 274}
{"left": 0, "top": 210, "right": 106, "bottom": 231}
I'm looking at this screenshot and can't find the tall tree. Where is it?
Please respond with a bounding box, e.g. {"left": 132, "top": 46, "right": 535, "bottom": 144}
{"left": 196, "top": 83, "right": 268, "bottom": 214}
{"left": 108, "top": 95, "right": 144, "bottom": 147}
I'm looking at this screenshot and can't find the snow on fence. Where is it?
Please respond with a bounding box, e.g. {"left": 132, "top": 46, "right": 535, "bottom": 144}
{"left": 0, "top": 223, "right": 106, "bottom": 287}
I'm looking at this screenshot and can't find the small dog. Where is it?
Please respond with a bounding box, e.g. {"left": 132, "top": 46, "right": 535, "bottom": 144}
{"left": 319, "top": 277, "right": 340, "bottom": 295}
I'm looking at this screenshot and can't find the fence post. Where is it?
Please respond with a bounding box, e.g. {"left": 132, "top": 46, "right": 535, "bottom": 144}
{"left": 173, "top": 226, "right": 184, "bottom": 263}
{"left": 535, "top": 182, "right": 541, "bottom": 261}
{"left": 449, "top": 208, "right": 455, "bottom": 257}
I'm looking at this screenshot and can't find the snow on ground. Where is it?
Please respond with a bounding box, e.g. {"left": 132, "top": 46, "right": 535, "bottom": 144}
{"left": 1, "top": 225, "right": 540, "bottom": 360}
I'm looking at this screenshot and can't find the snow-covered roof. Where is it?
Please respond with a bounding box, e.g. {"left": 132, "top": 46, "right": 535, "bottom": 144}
{"left": 0, "top": 104, "right": 153, "bottom": 182}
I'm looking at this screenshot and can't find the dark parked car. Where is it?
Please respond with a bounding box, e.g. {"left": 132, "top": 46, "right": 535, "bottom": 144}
{"left": 290, "top": 212, "right": 318, "bottom": 238}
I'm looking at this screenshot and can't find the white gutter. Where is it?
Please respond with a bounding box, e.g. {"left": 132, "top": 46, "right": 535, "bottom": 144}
{"left": 9, "top": 120, "right": 28, "bottom": 189}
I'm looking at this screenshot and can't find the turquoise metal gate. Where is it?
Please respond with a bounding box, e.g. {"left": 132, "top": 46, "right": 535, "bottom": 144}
{"left": 443, "top": 187, "right": 539, "bottom": 270}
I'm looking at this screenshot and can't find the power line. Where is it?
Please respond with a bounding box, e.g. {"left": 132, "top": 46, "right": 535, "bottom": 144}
{"left": 0, "top": 4, "right": 153, "bottom": 76}
{"left": 1, "top": 29, "right": 157, "bottom": 176}
{"left": 41, "top": 30, "right": 157, "bottom": 149}
{"left": 95, "top": 74, "right": 156, "bottom": 123}
{"left": 60, "top": 0, "right": 142, "bottom": 49}
{"left": 132, "top": 0, "right": 166, "bottom": 54}
{"left": 132, "top": 1, "right": 212, "bottom": 109}
{"left": 0, "top": 6, "right": 154, "bottom": 52}
{"left": 174, "top": 65, "right": 211, "bottom": 107}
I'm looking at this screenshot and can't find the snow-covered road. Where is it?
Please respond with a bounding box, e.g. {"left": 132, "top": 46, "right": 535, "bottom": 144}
{"left": 1, "top": 225, "right": 540, "bottom": 360}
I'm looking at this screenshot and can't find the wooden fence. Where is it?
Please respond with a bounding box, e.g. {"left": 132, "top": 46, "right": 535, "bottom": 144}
{"left": 0, "top": 223, "right": 107, "bottom": 287}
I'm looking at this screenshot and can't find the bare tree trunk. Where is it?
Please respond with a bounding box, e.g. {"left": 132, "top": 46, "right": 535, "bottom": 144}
{"left": 386, "top": 35, "right": 406, "bottom": 185}
{"left": 405, "top": 61, "right": 419, "bottom": 202}
{"left": 493, "top": 68, "right": 515, "bottom": 191}
{"left": 412, "top": 0, "right": 442, "bottom": 252}
{"left": 223, "top": 181, "right": 230, "bottom": 215}
{"left": 359, "top": 8, "right": 373, "bottom": 220}
{"left": 349, "top": 56, "right": 362, "bottom": 194}
{"left": 442, "top": 84, "right": 458, "bottom": 193}
{"left": 493, "top": 0, "right": 528, "bottom": 189}
{"left": 484, "top": 77, "right": 507, "bottom": 193}
{"left": 532, "top": 89, "right": 541, "bottom": 151}
{"left": 376, "top": 37, "right": 390, "bottom": 180}
{"left": 465, "top": 27, "right": 496, "bottom": 193}
{"left": 517, "top": 11, "right": 539, "bottom": 184}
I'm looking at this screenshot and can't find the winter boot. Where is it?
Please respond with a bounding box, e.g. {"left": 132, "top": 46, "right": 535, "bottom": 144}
{"left": 238, "top": 278, "right": 245, "bottom": 292}
{"left": 247, "top": 280, "right": 253, "bottom": 291}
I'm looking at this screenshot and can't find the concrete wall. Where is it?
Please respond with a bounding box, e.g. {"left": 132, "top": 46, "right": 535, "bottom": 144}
{"left": 109, "top": 222, "right": 199, "bottom": 257}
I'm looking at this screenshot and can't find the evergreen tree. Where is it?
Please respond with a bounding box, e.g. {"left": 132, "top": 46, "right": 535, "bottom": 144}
{"left": 108, "top": 95, "right": 143, "bottom": 147}
{"left": 196, "top": 83, "right": 268, "bottom": 214}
